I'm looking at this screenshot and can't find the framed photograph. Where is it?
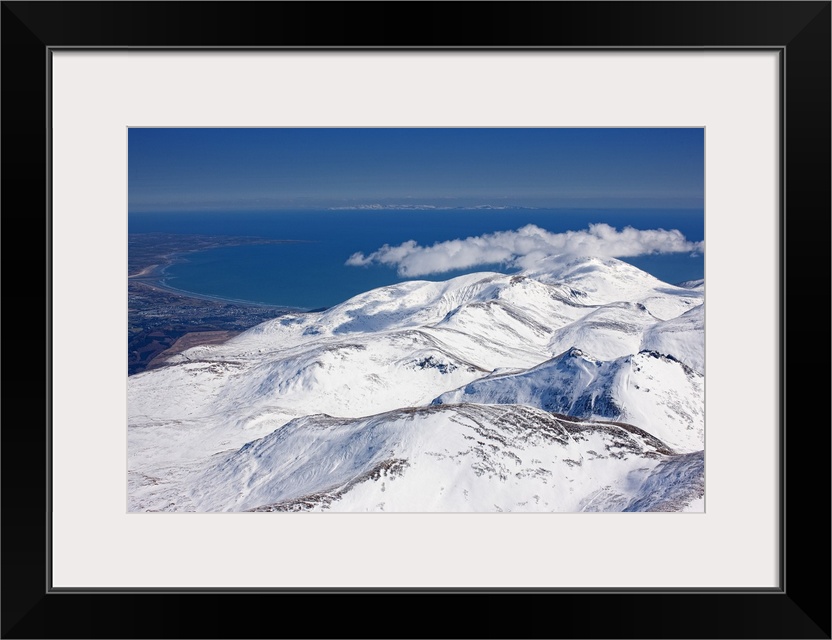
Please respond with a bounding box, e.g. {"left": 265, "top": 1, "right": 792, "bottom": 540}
{"left": 126, "top": 125, "right": 708, "bottom": 517}
{"left": 3, "top": 2, "right": 829, "bottom": 638}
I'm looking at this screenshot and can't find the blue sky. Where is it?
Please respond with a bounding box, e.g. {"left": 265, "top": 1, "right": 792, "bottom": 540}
{"left": 128, "top": 128, "right": 704, "bottom": 213}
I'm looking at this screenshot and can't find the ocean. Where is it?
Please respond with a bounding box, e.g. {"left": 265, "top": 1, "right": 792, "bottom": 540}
{"left": 129, "top": 209, "right": 704, "bottom": 310}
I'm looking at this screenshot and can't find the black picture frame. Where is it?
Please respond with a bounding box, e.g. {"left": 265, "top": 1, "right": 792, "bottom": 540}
{"left": 2, "top": 2, "right": 829, "bottom": 638}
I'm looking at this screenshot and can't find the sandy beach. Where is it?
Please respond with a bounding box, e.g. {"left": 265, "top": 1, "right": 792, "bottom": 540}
{"left": 132, "top": 273, "right": 292, "bottom": 310}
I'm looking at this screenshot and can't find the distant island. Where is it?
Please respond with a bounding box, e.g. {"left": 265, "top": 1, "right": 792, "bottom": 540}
{"left": 327, "top": 204, "right": 540, "bottom": 211}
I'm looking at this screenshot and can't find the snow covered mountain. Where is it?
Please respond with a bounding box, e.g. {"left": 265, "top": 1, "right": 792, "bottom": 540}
{"left": 641, "top": 304, "right": 704, "bottom": 374}
{"left": 190, "top": 404, "right": 697, "bottom": 513}
{"left": 433, "top": 348, "right": 703, "bottom": 453}
{"left": 128, "top": 255, "right": 704, "bottom": 512}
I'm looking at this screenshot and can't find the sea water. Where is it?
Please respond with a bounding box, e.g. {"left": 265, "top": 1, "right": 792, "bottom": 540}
{"left": 129, "top": 209, "right": 704, "bottom": 310}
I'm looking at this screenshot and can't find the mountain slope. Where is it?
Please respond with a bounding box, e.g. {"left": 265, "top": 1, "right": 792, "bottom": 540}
{"left": 128, "top": 255, "right": 705, "bottom": 512}
{"left": 433, "top": 348, "right": 704, "bottom": 453}
{"left": 186, "top": 404, "right": 700, "bottom": 513}
{"left": 640, "top": 303, "right": 704, "bottom": 374}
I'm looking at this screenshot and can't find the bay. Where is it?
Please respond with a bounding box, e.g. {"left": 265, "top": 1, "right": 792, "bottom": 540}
{"left": 129, "top": 209, "right": 704, "bottom": 310}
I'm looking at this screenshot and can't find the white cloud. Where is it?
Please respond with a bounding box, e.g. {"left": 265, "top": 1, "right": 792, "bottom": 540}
{"left": 345, "top": 223, "right": 704, "bottom": 277}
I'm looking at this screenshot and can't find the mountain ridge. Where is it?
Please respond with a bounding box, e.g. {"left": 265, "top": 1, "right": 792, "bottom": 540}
{"left": 128, "top": 255, "right": 705, "bottom": 512}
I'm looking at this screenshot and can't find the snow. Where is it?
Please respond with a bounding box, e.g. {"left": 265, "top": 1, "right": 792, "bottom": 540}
{"left": 128, "top": 255, "right": 705, "bottom": 512}
{"left": 641, "top": 304, "right": 704, "bottom": 374}
{"left": 189, "top": 405, "right": 694, "bottom": 513}
{"left": 434, "top": 349, "right": 704, "bottom": 453}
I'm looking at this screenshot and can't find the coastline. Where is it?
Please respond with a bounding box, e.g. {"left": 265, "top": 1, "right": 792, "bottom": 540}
{"left": 128, "top": 233, "right": 338, "bottom": 374}
{"left": 129, "top": 255, "right": 313, "bottom": 312}
{"left": 128, "top": 275, "right": 296, "bottom": 375}
{"left": 128, "top": 238, "right": 317, "bottom": 374}
{"left": 133, "top": 273, "right": 307, "bottom": 312}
